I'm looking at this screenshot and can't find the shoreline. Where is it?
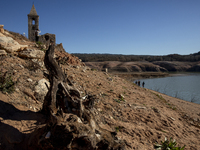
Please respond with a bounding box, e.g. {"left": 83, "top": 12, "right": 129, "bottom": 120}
{"left": 111, "top": 71, "right": 200, "bottom": 81}
{"left": 110, "top": 71, "right": 169, "bottom": 81}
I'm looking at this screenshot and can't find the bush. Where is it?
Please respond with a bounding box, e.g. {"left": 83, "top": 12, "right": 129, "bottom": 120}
{"left": 154, "top": 137, "right": 185, "bottom": 150}
{"left": 0, "top": 72, "right": 15, "bottom": 94}
{"left": 36, "top": 41, "right": 43, "bottom": 45}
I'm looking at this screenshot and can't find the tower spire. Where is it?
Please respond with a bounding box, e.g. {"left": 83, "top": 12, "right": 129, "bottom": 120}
{"left": 29, "top": 4, "right": 38, "bottom": 16}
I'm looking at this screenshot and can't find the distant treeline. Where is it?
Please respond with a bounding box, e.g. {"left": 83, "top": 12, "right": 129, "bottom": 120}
{"left": 72, "top": 51, "right": 200, "bottom": 62}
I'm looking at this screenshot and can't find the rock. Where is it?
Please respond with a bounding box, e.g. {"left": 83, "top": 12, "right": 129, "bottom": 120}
{"left": 34, "top": 79, "right": 50, "bottom": 102}
{"left": 152, "top": 107, "right": 160, "bottom": 113}
{"left": 0, "top": 25, "right": 4, "bottom": 33}
{"left": 73, "top": 65, "right": 79, "bottom": 69}
{"left": 0, "top": 37, "right": 28, "bottom": 53}
{"left": 18, "top": 64, "right": 24, "bottom": 69}
{"left": 0, "top": 32, "right": 5, "bottom": 37}
{"left": 107, "top": 77, "right": 113, "bottom": 81}
{"left": 109, "top": 115, "right": 113, "bottom": 119}
{"left": 27, "top": 78, "right": 33, "bottom": 82}
{"left": 15, "top": 88, "right": 20, "bottom": 92}
{"left": 97, "top": 108, "right": 102, "bottom": 112}
{"left": 18, "top": 49, "right": 45, "bottom": 59}
{"left": 119, "top": 94, "right": 124, "bottom": 99}
{"left": 170, "top": 117, "right": 175, "bottom": 121}
{"left": 40, "top": 44, "right": 46, "bottom": 49}
{"left": 190, "top": 121, "right": 194, "bottom": 125}
{"left": 134, "top": 106, "right": 146, "bottom": 110}
{"left": 0, "top": 49, "right": 7, "bottom": 56}
{"left": 32, "top": 59, "right": 44, "bottom": 67}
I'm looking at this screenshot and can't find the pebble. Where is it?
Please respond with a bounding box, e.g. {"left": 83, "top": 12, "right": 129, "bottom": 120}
{"left": 134, "top": 106, "right": 146, "bottom": 110}
{"left": 170, "top": 117, "right": 175, "bottom": 121}
{"left": 15, "top": 88, "right": 20, "bottom": 92}
{"left": 97, "top": 108, "right": 102, "bottom": 112}
{"left": 18, "top": 64, "right": 24, "bottom": 69}
{"left": 77, "top": 117, "right": 82, "bottom": 123}
{"left": 27, "top": 78, "right": 33, "bottom": 82}
{"left": 193, "top": 118, "right": 198, "bottom": 122}
{"left": 107, "top": 77, "right": 113, "bottom": 81}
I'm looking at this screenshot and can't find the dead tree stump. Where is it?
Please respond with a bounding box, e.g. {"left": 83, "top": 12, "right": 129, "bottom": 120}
{"left": 30, "top": 39, "right": 126, "bottom": 150}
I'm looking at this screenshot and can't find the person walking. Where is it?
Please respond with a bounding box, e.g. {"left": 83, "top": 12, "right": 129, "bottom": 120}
{"left": 142, "top": 81, "right": 145, "bottom": 87}
{"left": 138, "top": 81, "right": 140, "bottom": 86}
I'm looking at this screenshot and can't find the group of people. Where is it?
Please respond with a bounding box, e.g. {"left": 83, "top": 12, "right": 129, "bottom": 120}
{"left": 135, "top": 80, "right": 145, "bottom": 87}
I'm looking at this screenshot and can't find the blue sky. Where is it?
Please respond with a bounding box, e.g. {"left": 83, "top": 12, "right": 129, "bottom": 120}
{"left": 1, "top": 0, "right": 200, "bottom": 55}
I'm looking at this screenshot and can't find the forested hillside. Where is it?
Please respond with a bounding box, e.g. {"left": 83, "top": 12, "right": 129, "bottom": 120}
{"left": 73, "top": 52, "right": 200, "bottom": 62}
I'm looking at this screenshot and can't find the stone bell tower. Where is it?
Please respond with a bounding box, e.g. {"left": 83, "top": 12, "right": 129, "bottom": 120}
{"left": 28, "top": 4, "right": 39, "bottom": 41}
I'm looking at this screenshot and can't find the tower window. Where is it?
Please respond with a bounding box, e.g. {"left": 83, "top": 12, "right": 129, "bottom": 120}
{"left": 32, "top": 19, "right": 35, "bottom": 25}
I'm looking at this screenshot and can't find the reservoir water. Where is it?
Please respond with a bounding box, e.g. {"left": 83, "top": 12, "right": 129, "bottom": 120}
{"left": 138, "top": 73, "right": 200, "bottom": 104}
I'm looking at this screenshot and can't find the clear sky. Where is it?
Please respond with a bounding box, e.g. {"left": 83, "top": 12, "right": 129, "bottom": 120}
{"left": 1, "top": 0, "right": 200, "bottom": 55}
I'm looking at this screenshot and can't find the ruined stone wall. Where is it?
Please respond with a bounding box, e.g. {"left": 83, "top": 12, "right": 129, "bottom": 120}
{"left": 55, "top": 43, "right": 65, "bottom": 52}
{"left": 38, "top": 33, "right": 56, "bottom": 47}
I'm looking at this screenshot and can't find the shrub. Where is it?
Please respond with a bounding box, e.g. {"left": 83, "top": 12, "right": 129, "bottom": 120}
{"left": 115, "top": 126, "right": 123, "bottom": 132}
{"left": 114, "top": 99, "right": 121, "bottom": 103}
{"left": 0, "top": 72, "right": 15, "bottom": 94}
{"left": 36, "top": 41, "right": 43, "bottom": 45}
{"left": 115, "top": 126, "right": 120, "bottom": 132}
{"left": 154, "top": 137, "right": 185, "bottom": 150}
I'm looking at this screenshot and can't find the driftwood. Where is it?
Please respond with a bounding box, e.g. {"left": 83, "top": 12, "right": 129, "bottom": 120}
{"left": 28, "top": 38, "right": 126, "bottom": 150}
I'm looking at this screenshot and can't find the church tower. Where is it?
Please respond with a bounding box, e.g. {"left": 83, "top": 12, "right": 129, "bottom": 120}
{"left": 28, "top": 4, "right": 39, "bottom": 41}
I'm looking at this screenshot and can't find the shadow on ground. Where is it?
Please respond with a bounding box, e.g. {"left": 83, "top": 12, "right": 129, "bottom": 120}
{"left": 0, "top": 100, "right": 46, "bottom": 150}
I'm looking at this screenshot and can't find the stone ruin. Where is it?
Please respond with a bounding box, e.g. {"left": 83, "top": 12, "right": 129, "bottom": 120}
{"left": 28, "top": 4, "right": 56, "bottom": 46}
